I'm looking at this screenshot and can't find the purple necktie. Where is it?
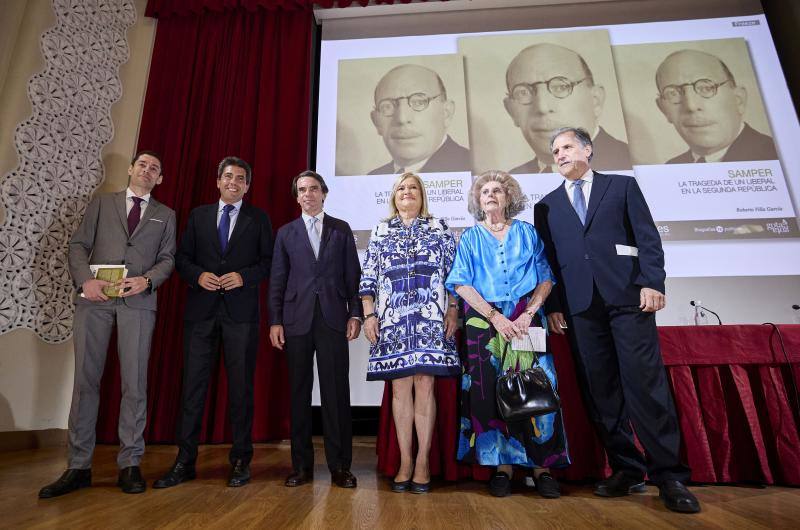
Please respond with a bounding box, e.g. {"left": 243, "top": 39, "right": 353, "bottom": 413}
{"left": 128, "top": 196, "right": 143, "bottom": 235}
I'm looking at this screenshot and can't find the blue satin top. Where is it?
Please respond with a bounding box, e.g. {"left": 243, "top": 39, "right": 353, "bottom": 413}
{"left": 446, "top": 220, "right": 554, "bottom": 305}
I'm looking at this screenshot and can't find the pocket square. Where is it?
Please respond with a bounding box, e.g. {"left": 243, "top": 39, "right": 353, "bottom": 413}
{"left": 149, "top": 218, "right": 165, "bottom": 223}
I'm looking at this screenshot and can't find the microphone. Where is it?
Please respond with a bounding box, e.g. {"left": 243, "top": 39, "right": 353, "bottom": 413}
{"left": 793, "top": 305, "right": 800, "bottom": 311}
{"left": 690, "top": 300, "right": 722, "bottom": 325}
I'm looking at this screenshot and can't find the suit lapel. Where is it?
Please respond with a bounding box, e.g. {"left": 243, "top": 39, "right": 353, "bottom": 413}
{"left": 207, "top": 204, "right": 223, "bottom": 254}
{"left": 293, "top": 217, "right": 316, "bottom": 259}
{"left": 317, "top": 216, "right": 333, "bottom": 259}
{"left": 552, "top": 182, "right": 585, "bottom": 232}
{"left": 114, "top": 191, "right": 130, "bottom": 236}
{"left": 225, "top": 203, "right": 252, "bottom": 253}
{"left": 584, "top": 171, "right": 610, "bottom": 230}
{"left": 132, "top": 198, "right": 159, "bottom": 238}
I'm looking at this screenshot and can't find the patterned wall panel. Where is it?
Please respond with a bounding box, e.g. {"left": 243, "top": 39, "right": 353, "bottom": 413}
{"left": 0, "top": 0, "right": 136, "bottom": 342}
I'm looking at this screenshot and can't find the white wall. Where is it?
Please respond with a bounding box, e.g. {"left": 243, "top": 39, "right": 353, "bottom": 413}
{"left": 0, "top": 0, "right": 156, "bottom": 432}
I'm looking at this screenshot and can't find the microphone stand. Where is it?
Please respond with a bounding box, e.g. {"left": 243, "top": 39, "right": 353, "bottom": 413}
{"left": 690, "top": 301, "right": 722, "bottom": 325}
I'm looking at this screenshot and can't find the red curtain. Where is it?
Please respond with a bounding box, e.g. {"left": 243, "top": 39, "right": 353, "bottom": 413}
{"left": 97, "top": 4, "right": 314, "bottom": 443}
{"left": 144, "top": 0, "right": 444, "bottom": 18}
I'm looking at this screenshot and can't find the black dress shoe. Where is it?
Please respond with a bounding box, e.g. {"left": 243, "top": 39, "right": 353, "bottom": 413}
{"left": 535, "top": 472, "right": 560, "bottom": 499}
{"left": 331, "top": 469, "right": 357, "bottom": 488}
{"left": 659, "top": 480, "right": 701, "bottom": 513}
{"left": 409, "top": 480, "right": 431, "bottom": 494}
{"left": 285, "top": 469, "right": 314, "bottom": 487}
{"left": 488, "top": 471, "right": 511, "bottom": 497}
{"left": 153, "top": 461, "right": 196, "bottom": 489}
{"left": 39, "top": 469, "right": 92, "bottom": 498}
{"left": 390, "top": 478, "right": 411, "bottom": 492}
{"left": 594, "top": 471, "right": 647, "bottom": 497}
{"left": 118, "top": 466, "right": 146, "bottom": 494}
{"left": 228, "top": 460, "right": 250, "bottom": 487}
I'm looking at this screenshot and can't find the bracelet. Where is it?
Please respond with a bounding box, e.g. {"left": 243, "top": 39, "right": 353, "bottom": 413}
{"left": 364, "top": 312, "right": 377, "bottom": 321}
{"left": 448, "top": 302, "right": 458, "bottom": 308}
{"left": 486, "top": 307, "right": 497, "bottom": 320}
{"left": 524, "top": 307, "right": 536, "bottom": 318}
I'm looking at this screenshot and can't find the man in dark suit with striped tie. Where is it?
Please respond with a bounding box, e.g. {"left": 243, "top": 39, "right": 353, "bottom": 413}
{"left": 153, "top": 156, "right": 273, "bottom": 489}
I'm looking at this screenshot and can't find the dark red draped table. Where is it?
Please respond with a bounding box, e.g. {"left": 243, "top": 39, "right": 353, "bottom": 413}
{"left": 375, "top": 325, "right": 800, "bottom": 485}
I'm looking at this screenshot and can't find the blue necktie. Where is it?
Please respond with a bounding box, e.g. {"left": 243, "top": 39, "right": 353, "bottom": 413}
{"left": 572, "top": 179, "right": 587, "bottom": 225}
{"left": 218, "top": 204, "right": 234, "bottom": 253}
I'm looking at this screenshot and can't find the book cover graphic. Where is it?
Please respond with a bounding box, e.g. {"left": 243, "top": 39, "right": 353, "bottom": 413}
{"left": 89, "top": 265, "right": 128, "bottom": 298}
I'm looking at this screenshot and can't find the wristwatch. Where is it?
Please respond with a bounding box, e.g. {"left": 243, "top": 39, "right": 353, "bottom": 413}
{"left": 144, "top": 276, "right": 153, "bottom": 293}
{"left": 365, "top": 312, "right": 378, "bottom": 321}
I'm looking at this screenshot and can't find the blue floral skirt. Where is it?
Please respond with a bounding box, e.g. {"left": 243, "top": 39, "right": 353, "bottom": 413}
{"left": 457, "top": 298, "right": 571, "bottom": 469}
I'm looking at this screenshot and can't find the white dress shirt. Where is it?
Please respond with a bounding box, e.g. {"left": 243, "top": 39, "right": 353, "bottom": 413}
{"left": 302, "top": 210, "right": 325, "bottom": 239}
{"left": 125, "top": 188, "right": 151, "bottom": 218}
{"left": 563, "top": 168, "right": 594, "bottom": 206}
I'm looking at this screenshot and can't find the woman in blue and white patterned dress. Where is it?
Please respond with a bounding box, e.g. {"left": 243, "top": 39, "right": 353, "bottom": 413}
{"left": 360, "top": 172, "right": 459, "bottom": 493}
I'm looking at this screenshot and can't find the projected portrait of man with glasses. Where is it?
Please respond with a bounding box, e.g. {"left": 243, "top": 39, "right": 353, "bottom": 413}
{"left": 368, "top": 64, "right": 471, "bottom": 175}
{"left": 503, "top": 43, "right": 631, "bottom": 174}
{"left": 655, "top": 49, "right": 778, "bottom": 164}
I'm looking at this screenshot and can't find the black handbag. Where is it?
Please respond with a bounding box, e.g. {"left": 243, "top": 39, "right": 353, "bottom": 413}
{"left": 496, "top": 341, "right": 560, "bottom": 422}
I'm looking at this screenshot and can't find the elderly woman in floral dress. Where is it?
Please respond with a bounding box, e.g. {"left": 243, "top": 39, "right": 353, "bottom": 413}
{"left": 446, "top": 170, "right": 570, "bottom": 498}
{"left": 360, "top": 172, "right": 459, "bottom": 494}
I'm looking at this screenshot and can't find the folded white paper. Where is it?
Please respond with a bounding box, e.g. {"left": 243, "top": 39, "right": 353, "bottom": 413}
{"left": 615, "top": 244, "right": 639, "bottom": 257}
{"left": 511, "top": 327, "right": 547, "bottom": 352}
{"left": 528, "top": 326, "right": 547, "bottom": 352}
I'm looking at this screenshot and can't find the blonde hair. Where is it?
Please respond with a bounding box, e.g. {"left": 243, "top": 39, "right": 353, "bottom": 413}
{"left": 387, "top": 172, "right": 432, "bottom": 220}
{"left": 467, "top": 170, "right": 528, "bottom": 221}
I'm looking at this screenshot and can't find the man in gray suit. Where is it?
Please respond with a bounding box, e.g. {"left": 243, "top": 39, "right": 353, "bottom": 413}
{"left": 39, "top": 151, "right": 176, "bottom": 498}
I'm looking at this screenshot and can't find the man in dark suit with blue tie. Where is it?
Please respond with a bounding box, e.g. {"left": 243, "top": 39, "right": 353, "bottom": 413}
{"left": 153, "top": 156, "right": 272, "bottom": 489}
{"left": 533, "top": 128, "right": 699, "bottom": 514}
{"left": 268, "top": 170, "right": 362, "bottom": 489}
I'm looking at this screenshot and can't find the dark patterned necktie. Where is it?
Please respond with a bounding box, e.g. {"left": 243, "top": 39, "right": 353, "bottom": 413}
{"left": 127, "top": 196, "right": 143, "bottom": 235}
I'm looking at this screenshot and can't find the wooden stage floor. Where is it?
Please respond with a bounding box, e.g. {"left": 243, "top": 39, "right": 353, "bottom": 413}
{"left": 3, "top": 437, "right": 799, "bottom": 529}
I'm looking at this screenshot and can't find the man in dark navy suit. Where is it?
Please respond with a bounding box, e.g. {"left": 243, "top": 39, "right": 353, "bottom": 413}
{"left": 268, "top": 170, "right": 362, "bottom": 488}
{"left": 153, "top": 156, "right": 272, "bottom": 489}
{"left": 533, "top": 127, "right": 699, "bottom": 514}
